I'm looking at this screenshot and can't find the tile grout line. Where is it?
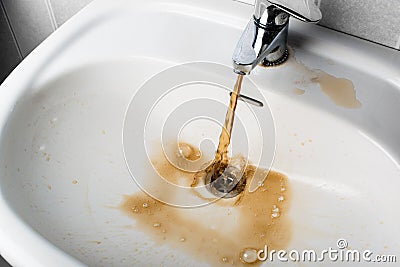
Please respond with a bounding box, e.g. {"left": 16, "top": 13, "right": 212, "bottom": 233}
{"left": 44, "top": 0, "right": 58, "bottom": 31}
{"left": 0, "top": 1, "right": 23, "bottom": 60}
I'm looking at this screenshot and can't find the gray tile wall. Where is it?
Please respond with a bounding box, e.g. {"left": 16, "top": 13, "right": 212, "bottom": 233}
{"left": 0, "top": 256, "right": 11, "bottom": 267}
{"left": 0, "top": 255, "right": 11, "bottom": 267}
{"left": 0, "top": 2, "right": 22, "bottom": 83}
{"left": 0, "top": 0, "right": 94, "bottom": 85}
{"left": 318, "top": 0, "right": 400, "bottom": 49}
{"left": 1, "top": 0, "right": 56, "bottom": 57}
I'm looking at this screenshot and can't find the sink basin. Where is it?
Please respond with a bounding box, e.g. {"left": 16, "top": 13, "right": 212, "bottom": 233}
{"left": 0, "top": 0, "right": 399, "bottom": 266}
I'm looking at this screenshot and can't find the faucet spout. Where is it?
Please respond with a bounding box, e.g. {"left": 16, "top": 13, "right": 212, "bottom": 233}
{"left": 232, "top": 0, "right": 322, "bottom": 75}
{"left": 232, "top": 14, "right": 289, "bottom": 75}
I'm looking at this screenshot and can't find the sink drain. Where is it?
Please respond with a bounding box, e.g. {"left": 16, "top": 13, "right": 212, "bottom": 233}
{"left": 204, "top": 165, "right": 246, "bottom": 198}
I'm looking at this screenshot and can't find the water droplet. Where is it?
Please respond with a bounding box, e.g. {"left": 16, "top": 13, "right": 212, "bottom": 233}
{"left": 271, "top": 212, "right": 280, "bottom": 218}
{"left": 280, "top": 187, "right": 286, "bottom": 192}
{"left": 131, "top": 206, "right": 139, "bottom": 213}
{"left": 142, "top": 203, "right": 148, "bottom": 208}
{"left": 153, "top": 222, "right": 161, "bottom": 228}
{"left": 178, "top": 143, "right": 201, "bottom": 161}
{"left": 240, "top": 248, "right": 258, "bottom": 264}
{"left": 278, "top": 195, "right": 284, "bottom": 202}
{"left": 272, "top": 205, "right": 280, "bottom": 213}
{"left": 180, "top": 237, "right": 186, "bottom": 242}
{"left": 222, "top": 257, "right": 228, "bottom": 263}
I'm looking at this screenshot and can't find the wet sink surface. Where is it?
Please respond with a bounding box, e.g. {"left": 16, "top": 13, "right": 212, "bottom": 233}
{"left": 0, "top": 0, "right": 400, "bottom": 266}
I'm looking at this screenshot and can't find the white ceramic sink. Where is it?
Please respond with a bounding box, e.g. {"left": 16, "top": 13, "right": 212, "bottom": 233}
{"left": 0, "top": 0, "right": 400, "bottom": 266}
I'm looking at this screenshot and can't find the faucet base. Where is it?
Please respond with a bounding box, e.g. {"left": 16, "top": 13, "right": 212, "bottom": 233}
{"left": 261, "top": 49, "right": 289, "bottom": 67}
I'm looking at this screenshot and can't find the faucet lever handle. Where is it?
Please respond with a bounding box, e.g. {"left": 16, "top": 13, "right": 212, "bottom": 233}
{"left": 266, "top": 0, "right": 322, "bottom": 23}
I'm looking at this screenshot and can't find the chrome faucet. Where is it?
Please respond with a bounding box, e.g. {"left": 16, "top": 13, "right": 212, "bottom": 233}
{"left": 232, "top": 0, "right": 322, "bottom": 75}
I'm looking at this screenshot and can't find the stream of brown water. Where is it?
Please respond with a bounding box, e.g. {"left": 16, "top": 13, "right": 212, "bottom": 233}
{"left": 210, "top": 74, "right": 244, "bottom": 180}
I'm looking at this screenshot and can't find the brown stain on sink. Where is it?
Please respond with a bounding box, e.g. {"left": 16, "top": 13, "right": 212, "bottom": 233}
{"left": 120, "top": 142, "right": 291, "bottom": 266}
{"left": 292, "top": 88, "right": 305, "bottom": 95}
{"left": 311, "top": 72, "right": 361, "bottom": 108}
{"left": 287, "top": 50, "right": 362, "bottom": 108}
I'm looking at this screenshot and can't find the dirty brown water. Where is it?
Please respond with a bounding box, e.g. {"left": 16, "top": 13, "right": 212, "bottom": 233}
{"left": 120, "top": 142, "right": 291, "bottom": 266}
{"left": 211, "top": 74, "right": 243, "bottom": 179}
